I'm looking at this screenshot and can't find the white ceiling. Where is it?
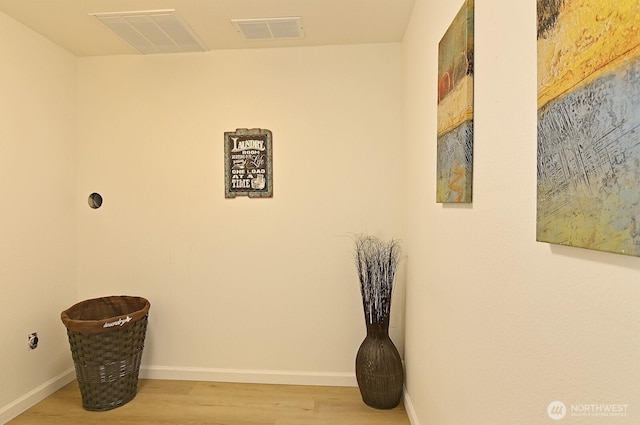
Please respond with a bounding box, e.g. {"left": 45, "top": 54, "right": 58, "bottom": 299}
{"left": 0, "top": 0, "right": 416, "bottom": 57}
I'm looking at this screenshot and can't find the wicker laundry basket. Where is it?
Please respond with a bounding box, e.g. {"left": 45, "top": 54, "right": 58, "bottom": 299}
{"left": 61, "top": 296, "right": 151, "bottom": 411}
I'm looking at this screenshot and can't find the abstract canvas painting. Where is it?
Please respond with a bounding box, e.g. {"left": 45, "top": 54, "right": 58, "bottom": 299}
{"left": 537, "top": 0, "right": 640, "bottom": 256}
{"left": 437, "top": 0, "right": 474, "bottom": 203}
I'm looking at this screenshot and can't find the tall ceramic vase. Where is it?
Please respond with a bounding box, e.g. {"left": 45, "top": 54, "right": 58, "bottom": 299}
{"left": 355, "top": 317, "right": 404, "bottom": 409}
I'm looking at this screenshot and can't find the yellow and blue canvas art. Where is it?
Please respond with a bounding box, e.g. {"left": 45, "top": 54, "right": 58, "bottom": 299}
{"left": 437, "top": 0, "right": 474, "bottom": 203}
{"left": 537, "top": 0, "right": 640, "bottom": 256}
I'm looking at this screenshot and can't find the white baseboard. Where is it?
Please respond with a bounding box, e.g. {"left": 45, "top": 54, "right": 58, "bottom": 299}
{"left": 0, "top": 368, "right": 75, "bottom": 424}
{"left": 403, "top": 386, "right": 420, "bottom": 425}
{"left": 140, "top": 365, "right": 358, "bottom": 387}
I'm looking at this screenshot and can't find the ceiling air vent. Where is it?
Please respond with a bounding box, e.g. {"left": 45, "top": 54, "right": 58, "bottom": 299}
{"left": 231, "top": 17, "right": 304, "bottom": 40}
{"left": 90, "top": 9, "right": 207, "bottom": 54}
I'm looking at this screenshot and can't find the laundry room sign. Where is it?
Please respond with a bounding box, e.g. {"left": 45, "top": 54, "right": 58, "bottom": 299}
{"left": 224, "top": 128, "right": 273, "bottom": 198}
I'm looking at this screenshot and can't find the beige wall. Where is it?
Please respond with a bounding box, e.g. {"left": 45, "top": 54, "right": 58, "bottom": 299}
{"left": 0, "top": 11, "right": 77, "bottom": 421}
{"left": 403, "top": 0, "right": 640, "bottom": 424}
{"left": 76, "top": 44, "right": 405, "bottom": 383}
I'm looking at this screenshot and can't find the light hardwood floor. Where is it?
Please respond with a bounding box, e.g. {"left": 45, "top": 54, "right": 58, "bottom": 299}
{"left": 8, "top": 380, "right": 411, "bottom": 424}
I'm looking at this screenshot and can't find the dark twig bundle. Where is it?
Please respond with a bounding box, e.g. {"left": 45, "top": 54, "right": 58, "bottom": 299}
{"left": 353, "top": 234, "right": 402, "bottom": 324}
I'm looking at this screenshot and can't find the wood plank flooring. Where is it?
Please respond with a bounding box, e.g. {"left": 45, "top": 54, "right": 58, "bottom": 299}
{"left": 8, "top": 380, "right": 411, "bottom": 425}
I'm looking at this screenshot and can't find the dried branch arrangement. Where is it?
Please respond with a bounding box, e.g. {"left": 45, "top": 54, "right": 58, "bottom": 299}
{"left": 353, "top": 234, "right": 402, "bottom": 324}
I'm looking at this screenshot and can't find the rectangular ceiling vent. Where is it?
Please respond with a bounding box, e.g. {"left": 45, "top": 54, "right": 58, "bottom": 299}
{"left": 90, "top": 9, "right": 207, "bottom": 54}
{"left": 231, "top": 17, "right": 304, "bottom": 40}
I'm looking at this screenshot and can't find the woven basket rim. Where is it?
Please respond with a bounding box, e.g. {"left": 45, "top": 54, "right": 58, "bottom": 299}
{"left": 61, "top": 295, "right": 150, "bottom": 334}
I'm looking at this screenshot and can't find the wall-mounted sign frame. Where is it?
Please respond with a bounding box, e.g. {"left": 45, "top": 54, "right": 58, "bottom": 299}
{"left": 224, "top": 128, "right": 273, "bottom": 198}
